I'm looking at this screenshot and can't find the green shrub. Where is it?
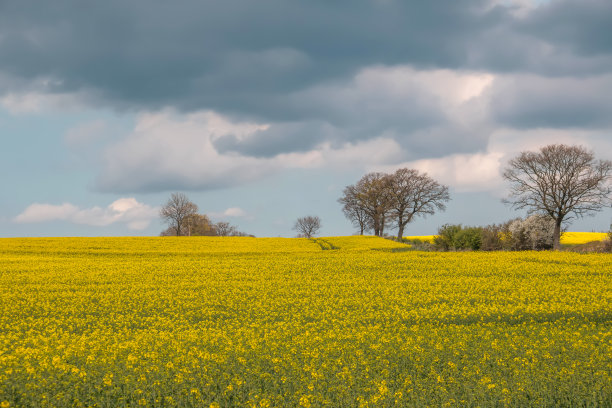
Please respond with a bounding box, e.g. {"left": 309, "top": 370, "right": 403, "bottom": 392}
{"left": 605, "top": 224, "right": 612, "bottom": 252}
{"left": 454, "top": 227, "right": 483, "bottom": 250}
{"left": 433, "top": 224, "right": 463, "bottom": 251}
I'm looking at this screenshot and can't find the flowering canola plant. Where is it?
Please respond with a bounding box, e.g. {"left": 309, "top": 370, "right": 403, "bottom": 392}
{"left": 559, "top": 232, "right": 609, "bottom": 245}
{"left": 0, "top": 236, "right": 611, "bottom": 407}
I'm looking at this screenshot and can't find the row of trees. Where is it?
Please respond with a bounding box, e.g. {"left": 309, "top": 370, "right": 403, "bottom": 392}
{"left": 339, "top": 168, "right": 450, "bottom": 240}
{"left": 158, "top": 144, "right": 611, "bottom": 250}
{"left": 159, "top": 193, "right": 251, "bottom": 237}
{"left": 339, "top": 144, "right": 612, "bottom": 250}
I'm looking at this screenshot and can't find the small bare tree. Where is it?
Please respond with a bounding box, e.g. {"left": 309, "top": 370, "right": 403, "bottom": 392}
{"left": 159, "top": 192, "right": 199, "bottom": 236}
{"left": 354, "top": 172, "right": 394, "bottom": 237}
{"left": 388, "top": 168, "right": 450, "bottom": 240}
{"left": 503, "top": 144, "right": 612, "bottom": 250}
{"left": 293, "top": 216, "right": 321, "bottom": 238}
{"left": 338, "top": 185, "right": 370, "bottom": 235}
{"left": 214, "top": 221, "right": 238, "bottom": 237}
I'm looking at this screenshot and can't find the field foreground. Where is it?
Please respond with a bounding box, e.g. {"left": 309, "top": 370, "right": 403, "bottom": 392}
{"left": 1, "top": 236, "right": 611, "bottom": 407}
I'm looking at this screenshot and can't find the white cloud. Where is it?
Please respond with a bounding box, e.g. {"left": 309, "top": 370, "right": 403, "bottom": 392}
{"left": 14, "top": 198, "right": 158, "bottom": 230}
{"left": 14, "top": 203, "right": 79, "bottom": 223}
{"left": 223, "top": 207, "right": 247, "bottom": 217}
{"left": 84, "top": 65, "right": 611, "bottom": 196}
{"left": 0, "top": 91, "right": 83, "bottom": 114}
{"left": 209, "top": 207, "right": 250, "bottom": 220}
{"left": 375, "top": 151, "right": 505, "bottom": 193}
{"left": 94, "top": 66, "right": 502, "bottom": 194}
{"left": 353, "top": 66, "right": 494, "bottom": 106}
{"left": 375, "top": 127, "right": 612, "bottom": 193}
{"left": 96, "top": 109, "right": 403, "bottom": 193}
{"left": 400, "top": 152, "right": 505, "bottom": 193}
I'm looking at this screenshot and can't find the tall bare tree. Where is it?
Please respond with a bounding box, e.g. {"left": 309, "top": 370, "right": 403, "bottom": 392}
{"left": 503, "top": 144, "right": 612, "bottom": 250}
{"left": 388, "top": 168, "right": 450, "bottom": 240}
{"left": 338, "top": 185, "right": 370, "bottom": 235}
{"left": 159, "top": 192, "right": 199, "bottom": 236}
{"left": 293, "top": 216, "right": 321, "bottom": 238}
{"left": 355, "top": 172, "right": 393, "bottom": 237}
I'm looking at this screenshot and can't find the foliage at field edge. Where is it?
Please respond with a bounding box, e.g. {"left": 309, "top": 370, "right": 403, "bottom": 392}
{"left": 405, "top": 231, "right": 609, "bottom": 248}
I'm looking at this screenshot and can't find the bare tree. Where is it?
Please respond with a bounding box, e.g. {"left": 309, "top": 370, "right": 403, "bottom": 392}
{"left": 161, "top": 213, "right": 215, "bottom": 236}
{"left": 293, "top": 216, "right": 321, "bottom": 238}
{"left": 214, "top": 221, "right": 238, "bottom": 237}
{"left": 388, "top": 168, "right": 450, "bottom": 240}
{"left": 159, "top": 192, "right": 199, "bottom": 237}
{"left": 340, "top": 170, "right": 448, "bottom": 238}
{"left": 338, "top": 185, "right": 370, "bottom": 235}
{"left": 355, "top": 172, "right": 393, "bottom": 237}
{"left": 212, "top": 221, "right": 252, "bottom": 236}
{"left": 503, "top": 144, "right": 612, "bottom": 250}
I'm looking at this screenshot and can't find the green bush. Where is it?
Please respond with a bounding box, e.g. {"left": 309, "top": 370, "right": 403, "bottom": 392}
{"left": 454, "top": 227, "right": 483, "bottom": 250}
{"left": 433, "top": 224, "right": 463, "bottom": 251}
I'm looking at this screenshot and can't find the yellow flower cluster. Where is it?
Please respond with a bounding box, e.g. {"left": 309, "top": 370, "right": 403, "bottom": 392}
{"left": 560, "top": 232, "right": 609, "bottom": 245}
{"left": 403, "top": 235, "right": 437, "bottom": 243}
{"left": 0, "top": 236, "right": 610, "bottom": 407}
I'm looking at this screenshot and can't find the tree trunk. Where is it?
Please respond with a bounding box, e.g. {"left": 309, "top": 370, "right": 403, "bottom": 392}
{"left": 397, "top": 223, "right": 404, "bottom": 241}
{"left": 553, "top": 219, "right": 562, "bottom": 250}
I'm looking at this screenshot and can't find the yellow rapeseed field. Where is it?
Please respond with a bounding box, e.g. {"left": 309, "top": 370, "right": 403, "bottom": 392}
{"left": 403, "top": 236, "right": 437, "bottom": 243}
{"left": 1, "top": 236, "right": 611, "bottom": 407}
{"left": 559, "top": 232, "right": 609, "bottom": 245}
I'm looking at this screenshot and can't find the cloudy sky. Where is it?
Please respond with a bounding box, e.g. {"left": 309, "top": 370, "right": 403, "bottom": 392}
{"left": 2, "top": 0, "right": 612, "bottom": 237}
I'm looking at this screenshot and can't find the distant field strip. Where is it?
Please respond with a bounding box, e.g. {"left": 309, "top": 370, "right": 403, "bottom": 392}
{"left": 0, "top": 236, "right": 611, "bottom": 407}
{"left": 560, "top": 232, "right": 609, "bottom": 245}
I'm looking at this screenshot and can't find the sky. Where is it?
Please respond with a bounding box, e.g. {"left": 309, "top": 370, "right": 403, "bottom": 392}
{"left": 1, "top": 0, "right": 612, "bottom": 238}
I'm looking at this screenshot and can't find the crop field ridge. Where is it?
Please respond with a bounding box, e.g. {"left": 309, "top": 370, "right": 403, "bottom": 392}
{"left": 0, "top": 236, "right": 610, "bottom": 407}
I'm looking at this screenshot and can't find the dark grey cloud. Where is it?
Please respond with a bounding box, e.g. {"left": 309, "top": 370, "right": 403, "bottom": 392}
{"left": 2, "top": 0, "right": 612, "bottom": 181}
{"left": 213, "top": 121, "right": 339, "bottom": 158}
{"left": 519, "top": 0, "right": 612, "bottom": 58}
{"left": 490, "top": 74, "right": 612, "bottom": 129}
{"left": 0, "top": 0, "right": 577, "bottom": 117}
{"left": 2, "top": 1, "right": 610, "bottom": 119}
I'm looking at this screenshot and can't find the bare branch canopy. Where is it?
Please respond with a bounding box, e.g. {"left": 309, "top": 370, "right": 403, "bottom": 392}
{"left": 293, "top": 216, "right": 321, "bottom": 238}
{"left": 503, "top": 144, "right": 612, "bottom": 250}
{"left": 159, "top": 192, "right": 199, "bottom": 237}
{"left": 339, "top": 169, "right": 450, "bottom": 238}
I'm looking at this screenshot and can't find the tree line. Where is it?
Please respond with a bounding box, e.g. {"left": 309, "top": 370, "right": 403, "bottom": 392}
{"left": 159, "top": 144, "right": 612, "bottom": 250}
{"left": 159, "top": 193, "right": 252, "bottom": 237}
{"left": 339, "top": 144, "right": 611, "bottom": 250}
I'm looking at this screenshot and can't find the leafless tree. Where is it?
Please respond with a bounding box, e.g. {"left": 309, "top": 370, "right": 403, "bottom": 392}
{"left": 338, "top": 185, "right": 370, "bottom": 235}
{"left": 159, "top": 192, "right": 199, "bottom": 236}
{"left": 503, "top": 144, "right": 612, "bottom": 250}
{"left": 354, "top": 172, "right": 394, "bottom": 237}
{"left": 340, "top": 170, "right": 449, "bottom": 238}
{"left": 293, "top": 216, "right": 321, "bottom": 238}
{"left": 388, "top": 168, "right": 450, "bottom": 240}
{"left": 214, "top": 221, "right": 238, "bottom": 237}
{"left": 161, "top": 213, "right": 215, "bottom": 236}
